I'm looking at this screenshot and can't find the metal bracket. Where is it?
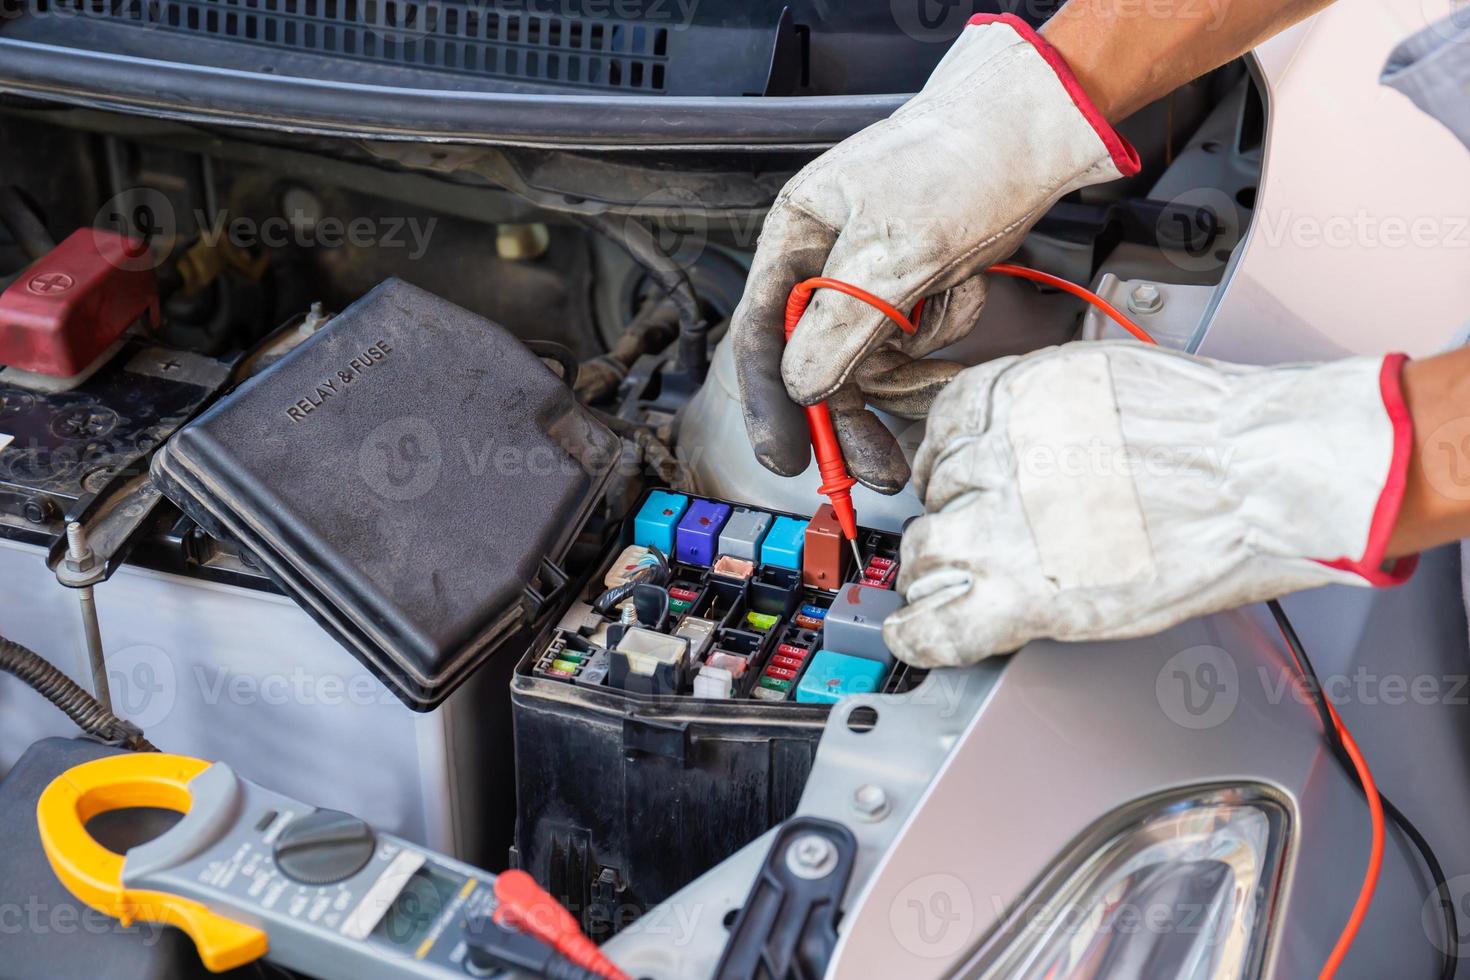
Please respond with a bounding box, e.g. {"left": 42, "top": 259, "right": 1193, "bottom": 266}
{"left": 47, "top": 473, "right": 164, "bottom": 588}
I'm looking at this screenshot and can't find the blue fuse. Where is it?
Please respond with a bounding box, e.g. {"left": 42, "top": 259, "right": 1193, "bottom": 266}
{"left": 796, "top": 650, "right": 888, "bottom": 704}
{"left": 633, "top": 490, "right": 689, "bottom": 555}
{"left": 760, "top": 515, "right": 809, "bottom": 569}
{"left": 798, "top": 603, "right": 828, "bottom": 621}
{"left": 676, "top": 499, "right": 732, "bottom": 566}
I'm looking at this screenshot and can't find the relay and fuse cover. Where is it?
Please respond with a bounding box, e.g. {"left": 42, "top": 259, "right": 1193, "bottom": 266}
{"left": 152, "top": 278, "right": 620, "bottom": 710}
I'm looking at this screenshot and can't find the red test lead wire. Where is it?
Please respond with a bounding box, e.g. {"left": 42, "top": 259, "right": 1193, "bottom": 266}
{"left": 783, "top": 266, "right": 1157, "bottom": 543}
{"left": 492, "top": 870, "right": 630, "bottom": 980}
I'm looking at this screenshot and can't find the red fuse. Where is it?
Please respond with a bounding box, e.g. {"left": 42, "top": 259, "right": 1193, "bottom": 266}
{"left": 764, "top": 665, "right": 798, "bottom": 683}
{"left": 771, "top": 654, "right": 805, "bottom": 671}
{"left": 669, "top": 586, "right": 701, "bottom": 603}
{"left": 867, "top": 556, "right": 896, "bottom": 571}
{"left": 777, "top": 643, "right": 809, "bottom": 660}
{"left": 0, "top": 228, "right": 159, "bottom": 377}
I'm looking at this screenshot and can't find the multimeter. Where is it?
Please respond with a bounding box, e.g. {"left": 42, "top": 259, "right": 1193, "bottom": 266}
{"left": 37, "top": 753, "right": 528, "bottom": 978}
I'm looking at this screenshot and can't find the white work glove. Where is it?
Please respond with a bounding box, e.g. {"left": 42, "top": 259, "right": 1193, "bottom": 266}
{"left": 884, "top": 343, "right": 1418, "bottom": 666}
{"left": 731, "top": 13, "right": 1139, "bottom": 492}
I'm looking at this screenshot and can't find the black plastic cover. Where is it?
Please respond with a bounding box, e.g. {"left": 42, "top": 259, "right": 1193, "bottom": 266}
{"left": 152, "top": 278, "right": 619, "bottom": 710}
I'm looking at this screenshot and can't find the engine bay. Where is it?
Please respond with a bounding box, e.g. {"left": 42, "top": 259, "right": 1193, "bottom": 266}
{"left": 0, "top": 59, "right": 1265, "bottom": 974}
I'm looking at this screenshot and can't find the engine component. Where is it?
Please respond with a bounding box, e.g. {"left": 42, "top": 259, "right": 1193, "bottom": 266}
{"left": 152, "top": 278, "right": 620, "bottom": 709}
{"left": 631, "top": 490, "right": 688, "bottom": 555}
{"left": 760, "top": 515, "right": 808, "bottom": 570}
{"left": 821, "top": 583, "right": 903, "bottom": 667}
{"left": 512, "top": 490, "right": 923, "bottom": 936}
{"left": 794, "top": 650, "right": 888, "bottom": 704}
{"left": 0, "top": 228, "right": 159, "bottom": 380}
{"left": 0, "top": 341, "right": 231, "bottom": 541}
{"left": 718, "top": 507, "right": 773, "bottom": 561}
{"left": 801, "top": 503, "right": 850, "bottom": 591}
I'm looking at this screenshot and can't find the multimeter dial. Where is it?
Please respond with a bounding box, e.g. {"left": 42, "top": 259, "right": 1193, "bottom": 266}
{"left": 272, "top": 809, "right": 377, "bottom": 885}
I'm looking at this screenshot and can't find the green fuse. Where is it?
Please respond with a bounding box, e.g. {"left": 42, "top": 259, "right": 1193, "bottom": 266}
{"left": 669, "top": 598, "right": 693, "bottom": 616}
{"left": 745, "top": 611, "right": 780, "bottom": 632}
{"left": 556, "top": 650, "right": 585, "bottom": 664}
{"left": 550, "top": 659, "right": 581, "bottom": 675}
{"left": 758, "top": 675, "right": 792, "bottom": 692}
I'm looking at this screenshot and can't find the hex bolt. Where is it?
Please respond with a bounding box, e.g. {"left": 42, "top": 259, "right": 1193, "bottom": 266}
{"left": 786, "top": 834, "right": 837, "bottom": 879}
{"left": 65, "top": 520, "right": 96, "bottom": 573}
{"left": 851, "top": 783, "right": 890, "bottom": 821}
{"left": 66, "top": 522, "right": 111, "bottom": 711}
{"left": 22, "top": 494, "right": 56, "bottom": 525}
{"left": 1127, "top": 283, "right": 1165, "bottom": 315}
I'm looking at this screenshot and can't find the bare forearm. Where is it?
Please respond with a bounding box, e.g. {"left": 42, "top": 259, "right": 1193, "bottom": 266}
{"left": 1388, "top": 349, "right": 1470, "bottom": 557}
{"left": 1041, "top": 0, "right": 1336, "bottom": 121}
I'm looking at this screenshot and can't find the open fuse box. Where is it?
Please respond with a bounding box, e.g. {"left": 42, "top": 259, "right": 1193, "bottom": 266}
{"left": 510, "top": 490, "right": 922, "bottom": 937}
{"left": 527, "top": 490, "right": 917, "bottom": 704}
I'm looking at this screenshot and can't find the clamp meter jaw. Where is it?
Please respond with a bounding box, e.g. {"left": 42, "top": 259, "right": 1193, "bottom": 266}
{"left": 38, "top": 754, "right": 503, "bottom": 978}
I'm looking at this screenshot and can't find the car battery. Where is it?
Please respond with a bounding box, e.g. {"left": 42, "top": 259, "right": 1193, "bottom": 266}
{"left": 152, "top": 278, "right": 621, "bottom": 710}
{"left": 510, "top": 489, "right": 919, "bottom": 938}
{"left": 0, "top": 342, "right": 231, "bottom": 541}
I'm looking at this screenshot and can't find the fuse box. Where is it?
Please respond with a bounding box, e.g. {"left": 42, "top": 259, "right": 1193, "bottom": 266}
{"left": 525, "top": 493, "right": 912, "bottom": 704}
{"left": 510, "top": 490, "right": 921, "bottom": 938}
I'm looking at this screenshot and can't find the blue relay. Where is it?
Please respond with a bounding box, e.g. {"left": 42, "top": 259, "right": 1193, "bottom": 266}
{"left": 796, "top": 650, "right": 888, "bottom": 704}
{"left": 760, "top": 515, "right": 809, "bottom": 569}
{"left": 633, "top": 490, "right": 689, "bottom": 554}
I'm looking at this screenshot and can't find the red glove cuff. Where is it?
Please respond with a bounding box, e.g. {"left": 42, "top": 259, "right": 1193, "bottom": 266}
{"left": 967, "top": 13, "right": 1141, "bottom": 177}
{"left": 1318, "top": 352, "right": 1418, "bottom": 587}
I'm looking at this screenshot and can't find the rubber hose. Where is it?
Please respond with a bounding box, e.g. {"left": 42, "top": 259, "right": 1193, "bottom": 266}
{"left": 580, "top": 213, "right": 708, "bottom": 380}
{"left": 0, "top": 634, "right": 156, "bottom": 752}
{"left": 0, "top": 186, "right": 54, "bottom": 262}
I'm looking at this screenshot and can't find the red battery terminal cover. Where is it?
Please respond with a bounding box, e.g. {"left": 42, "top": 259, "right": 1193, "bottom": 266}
{"left": 0, "top": 228, "right": 160, "bottom": 377}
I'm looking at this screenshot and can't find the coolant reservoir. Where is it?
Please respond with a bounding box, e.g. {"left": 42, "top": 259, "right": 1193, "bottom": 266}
{"left": 680, "top": 336, "right": 925, "bottom": 532}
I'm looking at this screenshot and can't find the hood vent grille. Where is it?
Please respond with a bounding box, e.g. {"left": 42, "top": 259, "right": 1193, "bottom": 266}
{"left": 39, "top": 0, "right": 671, "bottom": 91}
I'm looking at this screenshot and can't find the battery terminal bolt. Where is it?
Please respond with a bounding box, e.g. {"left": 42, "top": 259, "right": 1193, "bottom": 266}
{"left": 65, "top": 520, "right": 96, "bottom": 573}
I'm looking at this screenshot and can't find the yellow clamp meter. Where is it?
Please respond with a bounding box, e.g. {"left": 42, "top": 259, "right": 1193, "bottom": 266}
{"left": 37, "top": 753, "right": 505, "bottom": 977}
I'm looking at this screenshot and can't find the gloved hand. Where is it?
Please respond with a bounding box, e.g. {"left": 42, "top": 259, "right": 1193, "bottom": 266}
{"left": 883, "top": 343, "right": 1418, "bottom": 666}
{"left": 731, "top": 13, "right": 1139, "bottom": 493}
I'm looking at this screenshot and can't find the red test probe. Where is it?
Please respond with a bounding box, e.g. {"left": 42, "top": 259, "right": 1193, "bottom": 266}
{"left": 782, "top": 265, "right": 1156, "bottom": 560}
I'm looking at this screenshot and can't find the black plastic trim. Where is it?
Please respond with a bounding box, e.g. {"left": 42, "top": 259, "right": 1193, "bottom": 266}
{"left": 0, "top": 39, "right": 911, "bottom": 149}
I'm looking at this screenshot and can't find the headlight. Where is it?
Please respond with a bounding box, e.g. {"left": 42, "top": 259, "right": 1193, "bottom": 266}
{"left": 970, "top": 789, "right": 1287, "bottom": 980}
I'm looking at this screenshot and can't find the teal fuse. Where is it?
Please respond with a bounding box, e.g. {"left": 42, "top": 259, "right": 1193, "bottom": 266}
{"left": 633, "top": 491, "right": 689, "bottom": 554}
{"left": 760, "top": 515, "right": 809, "bottom": 569}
